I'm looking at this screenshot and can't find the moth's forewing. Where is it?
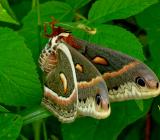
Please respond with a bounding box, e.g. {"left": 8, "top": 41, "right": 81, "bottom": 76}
{"left": 40, "top": 42, "right": 78, "bottom": 123}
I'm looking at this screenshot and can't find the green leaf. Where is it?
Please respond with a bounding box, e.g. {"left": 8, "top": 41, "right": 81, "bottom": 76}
{"left": 73, "top": 24, "right": 145, "bottom": 61}
{"left": 0, "top": 1, "right": 18, "bottom": 24}
{"left": 119, "top": 119, "right": 144, "bottom": 140}
{"left": 88, "top": 0, "right": 158, "bottom": 23}
{"left": 65, "top": 0, "right": 91, "bottom": 9}
{"left": 135, "top": 99, "right": 144, "bottom": 111}
{"left": 0, "top": 28, "right": 42, "bottom": 106}
{"left": 11, "top": 0, "right": 32, "bottom": 21}
{"left": 0, "top": 113, "right": 23, "bottom": 140}
{"left": 147, "top": 38, "right": 160, "bottom": 78}
{"left": 136, "top": 2, "right": 160, "bottom": 29}
{"left": 151, "top": 123, "right": 160, "bottom": 140}
{"left": 151, "top": 97, "right": 160, "bottom": 124}
{"left": 62, "top": 100, "right": 152, "bottom": 140}
{"left": 19, "top": 1, "right": 73, "bottom": 61}
{"left": 0, "top": 105, "right": 9, "bottom": 112}
{"left": 136, "top": 2, "right": 160, "bottom": 77}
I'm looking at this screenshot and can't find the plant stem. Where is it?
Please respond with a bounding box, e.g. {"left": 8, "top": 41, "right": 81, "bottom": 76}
{"left": 42, "top": 121, "right": 48, "bottom": 140}
{"left": 20, "top": 135, "right": 29, "bottom": 140}
{"left": 75, "top": 13, "right": 87, "bottom": 21}
{"left": 32, "top": 120, "right": 42, "bottom": 140}
{"left": 36, "top": 0, "right": 41, "bottom": 26}
{"left": 36, "top": 0, "right": 42, "bottom": 54}
{"left": 21, "top": 106, "right": 51, "bottom": 126}
{"left": 145, "top": 113, "right": 151, "bottom": 140}
{"left": 32, "top": 0, "right": 36, "bottom": 9}
{"left": 32, "top": 0, "right": 42, "bottom": 53}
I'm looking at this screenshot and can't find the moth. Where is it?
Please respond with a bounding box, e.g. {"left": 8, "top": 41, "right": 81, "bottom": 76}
{"left": 69, "top": 38, "right": 160, "bottom": 102}
{"left": 39, "top": 33, "right": 110, "bottom": 123}
{"left": 39, "top": 22, "right": 160, "bottom": 123}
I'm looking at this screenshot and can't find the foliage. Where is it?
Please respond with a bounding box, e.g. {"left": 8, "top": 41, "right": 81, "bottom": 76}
{"left": 0, "top": 0, "right": 160, "bottom": 140}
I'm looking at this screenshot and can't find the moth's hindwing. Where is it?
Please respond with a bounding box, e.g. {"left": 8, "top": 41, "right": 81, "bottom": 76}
{"left": 66, "top": 43, "right": 111, "bottom": 119}
{"left": 40, "top": 41, "right": 78, "bottom": 123}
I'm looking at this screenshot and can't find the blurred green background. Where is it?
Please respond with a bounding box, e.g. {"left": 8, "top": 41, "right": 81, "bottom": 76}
{"left": 0, "top": 0, "right": 160, "bottom": 140}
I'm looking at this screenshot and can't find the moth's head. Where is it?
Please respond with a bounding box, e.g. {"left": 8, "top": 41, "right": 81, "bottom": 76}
{"left": 132, "top": 63, "right": 160, "bottom": 98}
{"left": 78, "top": 80, "right": 111, "bottom": 119}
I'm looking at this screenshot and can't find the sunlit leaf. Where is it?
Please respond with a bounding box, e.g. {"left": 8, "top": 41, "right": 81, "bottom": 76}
{"left": 0, "top": 28, "right": 42, "bottom": 106}
{"left": 89, "top": 0, "right": 158, "bottom": 23}
{"left": 0, "top": 1, "right": 18, "bottom": 24}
